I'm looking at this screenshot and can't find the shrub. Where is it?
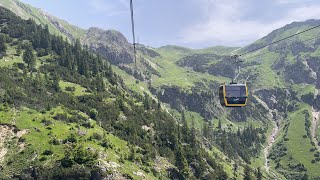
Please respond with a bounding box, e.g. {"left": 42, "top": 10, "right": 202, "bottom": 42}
{"left": 65, "top": 86, "right": 76, "bottom": 92}
{"left": 43, "top": 149, "right": 53, "bottom": 156}
{"left": 91, "top": 133, "right": 102, "bottom": 140}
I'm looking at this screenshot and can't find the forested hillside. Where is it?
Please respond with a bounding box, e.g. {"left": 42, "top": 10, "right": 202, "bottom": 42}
{"left": 0, "top": 6, "right": 268, "bottom": 179}
{"left": 1, "top": 0, "right": 320, "bottom": 179}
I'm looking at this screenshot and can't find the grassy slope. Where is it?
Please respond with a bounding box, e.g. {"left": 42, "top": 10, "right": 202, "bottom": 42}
{"left": 3, "top": 1, "right": 320, "bottom": 177}
{"left": 0, "top": 42, "right": 163, "bottom": 179}
{"left": 150, "top": 48, "right": 229, "bottom": 88}
{"left": 0, "top": 0, "right": 85, "bottom": 40}
{"left": 0, "top": 106, "right": 158, "bottom": 179}
{"left": 268, "top": 104, "right": 320, "bottom": 178}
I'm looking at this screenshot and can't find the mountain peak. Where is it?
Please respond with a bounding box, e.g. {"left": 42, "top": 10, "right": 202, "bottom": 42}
{"left": 84, "top": 27, "right": 134, "bottom": 64}
{"left": 86, "top": 27, "right": 129, "bottom": 44}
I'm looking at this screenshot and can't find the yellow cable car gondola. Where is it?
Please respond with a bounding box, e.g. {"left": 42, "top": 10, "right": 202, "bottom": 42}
{"left": 219, "top": 82, "right": 248, "bottom": 107}
{"left": 219, "top": 55, "right": 248, "bottom": 107}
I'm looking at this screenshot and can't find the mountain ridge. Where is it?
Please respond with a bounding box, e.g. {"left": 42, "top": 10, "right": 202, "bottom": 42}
{"left": 1, "top": 1, "right": 320, "bottom": 179}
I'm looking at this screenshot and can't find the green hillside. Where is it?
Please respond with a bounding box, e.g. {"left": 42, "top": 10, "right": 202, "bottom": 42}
{"left": 1, "top": 0, "right": 320, "bottom": 179}
{"left": 0, "top": 6, "right": 264, "bottom": 179}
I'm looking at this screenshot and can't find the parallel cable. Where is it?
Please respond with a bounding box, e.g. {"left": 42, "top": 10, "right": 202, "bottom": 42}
{"left": 130, "top": 0, "right": 137, "bottom": 69}
{"left": 245, "top": 34, "right": 320, "bottom": 61}
{"left": 238, "top": 24, "right": 320, "bottom": 57}
{"left": 165, "top": 34, "right": 320, "bottom": 85}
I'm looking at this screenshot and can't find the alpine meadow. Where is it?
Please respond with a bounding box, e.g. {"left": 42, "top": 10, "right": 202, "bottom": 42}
{"left": 0, "top": 0, "right": 320, "bottom": 179}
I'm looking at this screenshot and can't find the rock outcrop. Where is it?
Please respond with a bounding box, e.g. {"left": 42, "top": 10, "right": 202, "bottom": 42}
{"left": 82, "top": 27, "right": 134, "bottom": 64}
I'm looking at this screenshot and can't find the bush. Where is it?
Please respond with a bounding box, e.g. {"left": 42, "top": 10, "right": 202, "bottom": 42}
{"left": 39, "top": 156, "right": 47, "bottom": 161}
{"left": 63, "top": 134, "right": 77, "bottom": 144}
{"left": 49, "top": 138, "right": 60, "bottom": 145}
{"left": 41, "top": 118, "right": 53, "bottom": 126}
{"left": 91, "top": 133, "right": 102, "bottom": 140}
{"left": 37, "top": 48, "right": 48, "bottom": 57}
{"left": 100, "top": 138, "right": 113, "bottom": 149}
{"left": 302, "top": 135, "right": 307, "bottom": 138}
{"left": 65, "top": 86, "right": 76, "bottom": 92}
{"left": 89, "top": 109, "right": 98, "bottom": 120}
{"left": 43, "top": 149, "right": 54, "bottom": 156}
{"left": 54, "top": 113, "right": 68, "bottom": 121}
{"left": 73, "top": 146, "right": 98, "bottom": 166}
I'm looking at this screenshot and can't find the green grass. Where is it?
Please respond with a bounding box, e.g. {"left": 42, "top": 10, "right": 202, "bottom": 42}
{"left": 195, "top": 46, "right": 240, "bottom": 55}
{"left": 291, "top": 84, "right": 315, "bottom": 98}
{"left": 269, "top": 104, "right": 320, "bottom": 177}
{"left": 184, "top": 111, "right": 205, "bottom": 130}
{"left": 0, "top": 105, "right": 162, "bottom": 179}
{"left": 59, "top": 80, "right": 91, "bottom": 96}
{"left": 285, "top": 106, "right": 319, "bottom": 176}
{"left": 150, "top": 49, "right": 229, "bottom": 88}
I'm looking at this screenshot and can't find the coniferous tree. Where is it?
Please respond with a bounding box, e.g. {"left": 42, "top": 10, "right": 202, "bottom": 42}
{"left": 190, "top": 119, "right": 197, "bottom": 149}
{"left": 143, "top": 93, "right": 150, "bottom": 110}
{"left": 233, "top": 162, "right": 238, "bottom": 179}
{"left": 96, "top": 74, "right": 105, "bottom": 92}
{"left": 256, "top": 167, "right": 262, "bottom": 180}
{"left": 0, "top": 34, "right": 7, "bottom": 54}
{"left": 52, "top": 73, "right": 60, "bottom": 92}
{"left": 181, "top": 111, "right": 189, "bottom": 143}
{"left": 243, "top": 165, "right": 252, "bottom": 180}
{"left": 16, "top": 43, "right": 22, "bottom": 55}
{"left": 40, "top": 24, "right": 50, "bottom": 50}
{"left": 175, "top": 145, "right": 189, "bottom": 178}
{"left": 202, "top": 122, "right": 209, "bottom": 139}
{"left": 23, "top": 43, "right": 36, "bottom": 69}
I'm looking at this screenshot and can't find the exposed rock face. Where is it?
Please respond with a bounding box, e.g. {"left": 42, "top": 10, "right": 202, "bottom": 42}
{"left": 40, "top": 11, "right": 75, "bottom": 41}
{"left": 82, "top": 27, "right": 134, "bottom": 64}
{"left": 153, "top": 85, "right": 269, "bottom": 121}
{"left": 137, "top": 45, "right": 160, "bottom": 58}
{"left": 254, "top": 88, "right": 298, "bottom": 114}
{"left": 284, "top": 57, "right": 317, "bottom": 85}
{"left": 151, "top": 85, "right": 224, "bottom": 120}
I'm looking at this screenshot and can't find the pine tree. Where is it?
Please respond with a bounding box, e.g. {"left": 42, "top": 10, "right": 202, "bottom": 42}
{"left": 143, "top": 93, "right": 150, "bottom": 110}
{"left": 40, "top": 24, "right": 51, "bottom": 50}
{"left": 190, "top": 119, "right": 197, "bottom": 149}
{"left": 0, "top": 34, "right": 7, "bottom": 54}
{"left": 256, "top": 167, "right": 262, "bottom": 180}
{"left": 23, "top": 44, "right": 36, "bottom": 69}
{"left": 243, "top": 165, "right": 252, "bottom": 180}
{"left": 96, "top": 74, "right": 105, "bottom": 92}
{"left": 16, "top": 43, "right": 22, "bottom": 55}
{"left": 233, "top": 162, "right": 238, "bottom": 178}
{"left": 52, "top": 73, "right": 60, "bottom": 92}
{"left": 202, "top": 122, "right": 209, "bottom": 139}
{"left": 181, "top": 111, "right": 189, "bottom": 143}
{"left": 175, "top": 145, "right": 189, "bottom": 178}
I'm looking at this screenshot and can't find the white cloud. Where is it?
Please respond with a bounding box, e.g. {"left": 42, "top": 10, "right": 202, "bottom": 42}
{"left": 180, "top": 0, "right": 320, "bottom": 47}
{"left": 274, "top": 0, "right": 312, "bottom": 5}
{"left": 88, "top": 0, "right": 127, "bottom": 16}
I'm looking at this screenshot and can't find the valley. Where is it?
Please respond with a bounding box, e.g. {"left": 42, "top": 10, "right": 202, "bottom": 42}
{"left": 0, "top": 0, "right": 320, "bottom": 179}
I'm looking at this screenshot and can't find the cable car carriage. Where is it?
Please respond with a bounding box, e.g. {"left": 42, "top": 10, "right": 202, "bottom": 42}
{"left": 219, "top": 82, "right": 248, "bottom": 107}
{"left": 219, "top": 55, "right": 248, "bottom": 107}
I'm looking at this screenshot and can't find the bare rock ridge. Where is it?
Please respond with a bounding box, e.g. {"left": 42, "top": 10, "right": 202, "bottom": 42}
{"left": 82, "top": 27, "right": 134, "bottom": 64}
{"left": 39, "top": 10, "right": 76, "bottom": 41}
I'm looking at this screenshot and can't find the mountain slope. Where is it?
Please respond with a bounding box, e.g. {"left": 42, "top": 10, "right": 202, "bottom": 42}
{"left": 0, "top": 0, "right": 85, "bottom": 39}
{"left": 2, "top": 0, "right": 320, "bottom": 179}
{"left": 0, "top": 6, "right": 261, "bottom": 179}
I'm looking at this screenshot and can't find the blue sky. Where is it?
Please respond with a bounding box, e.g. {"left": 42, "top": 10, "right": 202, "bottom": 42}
{"left": 20, "top": 0, "right": 320, "bottom": 48}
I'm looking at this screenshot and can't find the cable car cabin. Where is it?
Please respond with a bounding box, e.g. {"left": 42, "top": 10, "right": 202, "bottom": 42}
{"left": 219, "top": 83, "right": 248, "bottom": 107}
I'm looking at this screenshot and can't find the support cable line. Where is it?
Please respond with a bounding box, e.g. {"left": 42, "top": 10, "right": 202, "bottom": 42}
{"left": 221, "top": 24, "right": 320, "bottom": 107}
{"left": 238, "top": 24, "right": 320, "bottom": 57}
{"left": 245, "top": 33, "right": 320, "bottom": 61}
{"left": 130, "top": 0, "right": 137, "bottom": 69}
